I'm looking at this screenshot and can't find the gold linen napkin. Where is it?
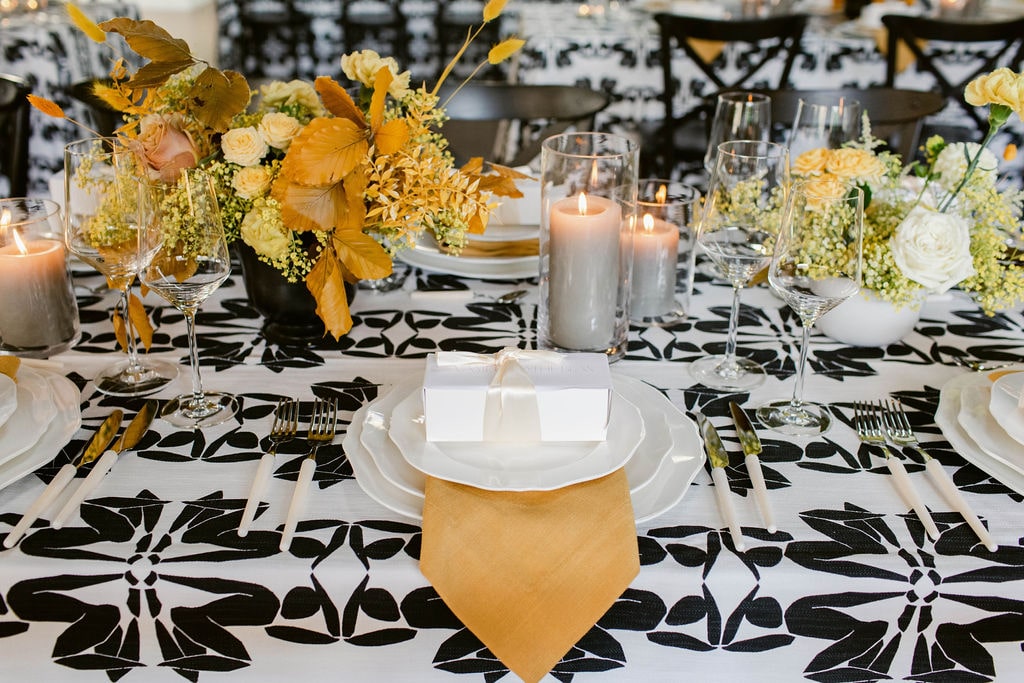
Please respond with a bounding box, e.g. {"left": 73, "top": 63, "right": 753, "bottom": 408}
{"left": 688, "top": 39, "right": 725, "bottom": 64}
{"left": 421, "top": 468, "right": 639, "bottom": 683}
{"left": 442, "top": 238, "right": 540, "bottom": 259}
{"left": 0, "top": 356, "right": 20, "bottom": 380}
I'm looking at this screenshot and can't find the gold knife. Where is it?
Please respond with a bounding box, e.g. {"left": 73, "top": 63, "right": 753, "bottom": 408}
{"left": 729, "top": 401, "right": 776, "bottom": 533}
{"left": 696, "top": 413, "right": 746, "bottom": 552}
{"left": 52, "top": 401, "right": 158, "bottom": 529}
{"left": 4, "top": 410, "right": 123, "bottom": 547}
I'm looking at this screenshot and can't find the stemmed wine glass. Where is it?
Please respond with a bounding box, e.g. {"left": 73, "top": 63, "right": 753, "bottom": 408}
{"left": 786, "top": 95, "right": 862, "bottom": 161}
{"left": 140, "top": 170, "right": 237, "bottom": 429}
{"left": 689, "top": 140, "right": 789, "bottom": 391}
{"left": 64, "top": 137, "right": 177, "bottom": 396}
{"left": 757, "top": 178, "right": 864, "bottom": 436}
{"left": 704, "top": 91, "right": 773, "bottom": 175}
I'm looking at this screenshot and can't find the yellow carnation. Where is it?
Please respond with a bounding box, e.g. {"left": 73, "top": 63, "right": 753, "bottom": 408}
{"left": 965, "top": 67, "right": 1024, "bottom": 119}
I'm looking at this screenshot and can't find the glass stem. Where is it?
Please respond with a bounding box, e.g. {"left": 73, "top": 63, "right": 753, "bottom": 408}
{"left": 119, "top": 283, "right": 143, "bottom": 374}
{"left": 724, "top": 284, "right": 742, "bottom": 362}
{"left": 790, "top": 324, "right": 812, "bottom": 408}
{"left": 183, "top": 310, "right": 206, "bottom": 409}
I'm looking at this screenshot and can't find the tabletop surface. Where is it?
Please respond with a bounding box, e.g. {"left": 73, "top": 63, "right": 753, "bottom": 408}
{"left": 1, "top": 249, "right": 1023, "bottom": 682}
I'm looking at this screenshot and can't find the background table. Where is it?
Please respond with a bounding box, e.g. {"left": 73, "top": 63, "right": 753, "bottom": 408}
{"left": 1, "top": 252, "right": 1023, "bottom": 681}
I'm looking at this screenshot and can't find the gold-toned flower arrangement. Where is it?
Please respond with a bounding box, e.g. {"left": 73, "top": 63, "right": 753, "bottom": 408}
{"left": 33, "top": 1, "right": 527, "bottom": 338}
{"left": 789, "top": 67, "right": 1024, "bottom": 315}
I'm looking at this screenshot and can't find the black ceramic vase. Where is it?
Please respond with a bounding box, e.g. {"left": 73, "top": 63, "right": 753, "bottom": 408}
{"left": 237, "top": 244, "right": 356, "bottom": 345}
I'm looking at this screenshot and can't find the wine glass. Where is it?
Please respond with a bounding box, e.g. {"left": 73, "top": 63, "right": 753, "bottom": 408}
{"left": 690, "top": 140, "right": 789, "bottom": 391}
{"left": 140, "top": 170, "right": 237, "bottom": 429}
{"left": 704, "top": 91, "right": 773, "bottom": 175}
{"left": 64, "top": 137, "right": 177, "bottom": 396}
{"left": 757, "top": 178, "right": 864, "bottom": 436}
{"left": 786, "top": 95, "right": 862, "bottom": 161}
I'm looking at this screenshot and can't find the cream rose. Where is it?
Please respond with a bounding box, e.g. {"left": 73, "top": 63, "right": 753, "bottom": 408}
{"left": 232, "top": 165, "right": 272, "bottom": 200}
{"left": 825, "top": 148, "right": 886, "bottom": 183}
{"left": 932, "top": 142, "right": 998, "bottom": 191}
{"left": 240, "top": 203, "right": 290, "bottom": 261}
{"left": 965, "top": 67, "right": 1024, "bottom": 119}
{"left": 890, "top": 205, "right": 975, "bottom": 293}
{"left": 340, "top": 49, "right": 412, "bottom": 98}
{"left": 136, "top": 114, "right": 198, "bottom": 182}
{"left": 222, "top": 127, "right": 269, "bottom": 167}
{"left": 793, "top": 148, "right": 829, "bottom": 175}
{"left": 258, "top": 112, "right": 302, "bottom": 150}
{"left": 260, "top": 80, "right": 325, "bottom": 115}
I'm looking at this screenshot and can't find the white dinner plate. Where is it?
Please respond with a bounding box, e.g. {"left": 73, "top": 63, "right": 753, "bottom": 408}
{"left": 958, "top": 383, "right": 1024, "bottom": 477}
{"left": 0, "top": 371, "right": 81, "bottom": 492}
{"left": 361, "top": 379, "right": 428, "bottom": 496}
{"left": 0, "top": 366, "right": 58, "bottom": 468}
{"left": 389, "top": 383, "right": 644, "bottom": 491}
{"left": 0, "top": 374, "right": 16, "bottom": 430}
{"left": 398, "top": 234, "right": 539, "bottom": 280}
{"left": 936, "top": 369, "right": 1024, "bottom": 496}
{"left": 346, "top": 377, "right": 705, "bottom": 522}
{"left": 989, "top": 372, "right": 1024, "bottom": 446}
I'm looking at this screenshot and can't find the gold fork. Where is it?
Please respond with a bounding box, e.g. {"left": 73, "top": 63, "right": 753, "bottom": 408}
{"left": 239, "top": 398, "right": 298, "bottom": 537}
{"left": 280, "top": 397, "right": 337, "bottom": 551}
{"left": 853, "top": 401, "right": 939, "bottom": 540}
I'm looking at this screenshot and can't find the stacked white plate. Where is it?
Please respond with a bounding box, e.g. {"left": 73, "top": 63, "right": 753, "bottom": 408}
{"left": 936, "top": 367, "right": 1024, "bottom": 495}
{"left": 344, "top": 374, "right": 705, "bottom": 523}
{"left": 0, "top": 363, "right": 82, "bottom": 492}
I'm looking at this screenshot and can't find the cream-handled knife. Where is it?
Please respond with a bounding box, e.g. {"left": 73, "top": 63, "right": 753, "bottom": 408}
{"left": 729, "top": 401, "right": 776, "bottom": 533}
{"left": 52, "top": 400, "right": 157, "bottom": 529}
{"left": 696, "top": 413, "right": 746, "bottom": 552}
{"left": 4, "top": 410, "right": 123, "bottom": 547}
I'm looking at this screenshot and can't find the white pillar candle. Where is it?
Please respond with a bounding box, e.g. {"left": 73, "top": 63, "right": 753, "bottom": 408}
{"left": 630, "top": 213, "right": 679, "bottom": 318}
{"left": 547, "top": 192, "right": 622, "bottom": 350}
{"left": 0, "top": 231, "right": 79, "bottom": 350}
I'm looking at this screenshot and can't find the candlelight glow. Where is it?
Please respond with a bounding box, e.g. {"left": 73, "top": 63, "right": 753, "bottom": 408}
{"left": 642, "top": 213, "right": 654, "bottom": 233}
{"left": 11, "top": 228, "right": 28, "bottom": 255}
{"left": 0, "top": 209, "right": 10, "bottom": 231}
{"left": 655, "top": 184, "right": 667, "bottom": 205}
{"left": 589, "top": 160, "right": 599, "bottom": 188}
{"left": 577, "top": 192, "right": 588, "bottom": 215}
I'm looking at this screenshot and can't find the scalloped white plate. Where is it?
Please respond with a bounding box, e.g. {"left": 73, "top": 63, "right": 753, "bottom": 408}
{"left": 0, "top": 374, "right": 15, "bottom": 430}
{"left": 0, "top": 366, "right": 58, "bottom": 468}
{"left": 989, "top": 372, "right": 1024, "bottom": 446}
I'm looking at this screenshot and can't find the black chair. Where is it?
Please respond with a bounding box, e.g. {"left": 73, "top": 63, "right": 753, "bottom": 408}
{"left": 69, "top": 79, "right": 122, "bottom": 138}
{"left": 754, "top": 87, "right": 945, "bottom": 160}
{"left": 438, "top": 83, "right": 611, "bottom": 168}
{"left": 882, "top": 14, "right": 1024, "bottom": 141}
{"left": 340, "top": 1, "right": 411, "bottom": 74}
{"left": 648, "top": 12, "right": 809, "bottom": 179}
{"left": 434, "top": 0, "right": 505, "bottom": 82}
{"left": 236, "top": 0, "right": 315, "bottom": 80}
{"left": 0, "top": 73, "right": 30, "bottom": 198}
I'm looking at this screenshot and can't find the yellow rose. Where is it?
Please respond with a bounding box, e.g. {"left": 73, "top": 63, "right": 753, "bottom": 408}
{"left": 825, "top": 148, "right": 886, "bottom": 183}
{"left": 965, "top": 67, "right": 1024, "bottom": 119}
{"left": 793, "top": 148, "right": 829, "bottom": 175}
{"left": 340, "top": 49, "right": 412, "bottom": 99}
{"left": 221, "top": 127, "right": 269, "bottom": 167}
{"left": 258, "top": 112, "right": 302, "bottom": 150}
{"left": 232, "top": 165, "right": 272, "bottom": 200}
{"left": 259, "top": 80, "right": 325, "bottom": 115}
{"left": 240, "top": 202, "right": 290, "bottom": 261}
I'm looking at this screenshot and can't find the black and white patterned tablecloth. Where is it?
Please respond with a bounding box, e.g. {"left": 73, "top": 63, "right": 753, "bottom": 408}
{"left": 1, "top": 255, "right": 1023, "bottom": 681}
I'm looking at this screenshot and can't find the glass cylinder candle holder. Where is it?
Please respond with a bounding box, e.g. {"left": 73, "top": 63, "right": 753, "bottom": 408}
{"left": 0, "top": 198, "right": 81, "bottom": 357}
{"left": 630, "top": 180, "right": 700, "bottom": 326}
{"left": 539, "top": 132, "right": 638, "bottom": 361}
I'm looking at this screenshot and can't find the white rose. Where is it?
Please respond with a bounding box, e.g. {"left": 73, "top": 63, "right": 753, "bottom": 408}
{"left": 890, "top": 205, "right": 975, "bottom": 294}
{"left": 240, "top": 204, "right": 290, "bottom": 261}
{"left": 340, "top": 49, "right": 412, "bottom": 98}
{"left": 260, "top": 80, "right": 324, "bottom": 115}
{"left": 222, "top": 127, "right": 269, "bottom": 167}
{"left": 933, "top": 142, "right": 998, "bottom": 191}
{"left": 258, "top": 112, "right": 302, "bottom": 150}
{"left": 232, "top": 165, "right": 272, "bottom": 200}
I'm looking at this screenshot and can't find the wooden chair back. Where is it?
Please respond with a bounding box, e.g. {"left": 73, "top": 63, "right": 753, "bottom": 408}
{"left": 0, "top": 73, "right": 31, "bottom": 198}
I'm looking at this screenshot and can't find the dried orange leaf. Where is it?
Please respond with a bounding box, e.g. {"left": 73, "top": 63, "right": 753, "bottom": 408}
{"left": 306, "top": 253, "right": 352, "bottom": 339}
{"left": 369, "top": 67, "right": 393, "bottom": 131}
{"left": 273, "top": 177, "right": 347, "bottom": 232}
{"left": 128, "top": 58, "right": 196, "bottom": 89}
{"left": 341, "top": 173, "right": 368, "bottom": 232}
{"left": 488, "top": 37, "right": 525, "bottom": 65}
{"left": 112, "top": 310, "right": 128, "bottom": 352}
{"left": 190, "top": 68, "right": 250, "bottom": 132}
{"left": 99, "top": 18, "right": 193, "bottom": 66}
{"left": 332, "top": 229, "right": 392, "bottom": 281}
{"left": 28, "top": 95, "right": 66, "bottom": 119}
{"left": 66, "top": 3, "right": 107, "bottom": 43}
{"left": 128, "top": 293, "right": 154, "bottom": 351}
{"left": 374, "top": 118, "right": 409, "bottom": 155}
{"left": 316, "top": 76, "right": 365, "bottom": 124}
{"left": 286, "top": 118, "right": 369, "bottom": 186}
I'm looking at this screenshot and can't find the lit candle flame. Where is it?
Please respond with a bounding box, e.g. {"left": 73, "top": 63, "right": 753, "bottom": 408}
{"left": 642, "top": 213, "right": 654, "bottom": 233}
{"left": 577, "top": 192, "right": 588, "bottom": 215}
{"left": 11, "top": 228, "right": 28, "bottom": 255}
{"left": 655, "top": 184, "right": 667, "bottom": 205}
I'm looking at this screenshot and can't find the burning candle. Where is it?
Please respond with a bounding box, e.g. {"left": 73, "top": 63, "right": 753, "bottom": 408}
{"left": 547, "top": 191, "right": 622, "bottom": 349}
{"left": 630, "top": 212, "right": 679, "bottom": 318}
{"left": 0, "top": 200, "right": 80, "bottom": 355}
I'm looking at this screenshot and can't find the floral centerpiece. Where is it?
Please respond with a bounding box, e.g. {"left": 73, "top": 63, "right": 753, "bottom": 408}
{"left": 788, "top": 67, "right": 1024, "bottom": 316}
{"left": 34, "top": 2, "right": 526, "bottom": 339}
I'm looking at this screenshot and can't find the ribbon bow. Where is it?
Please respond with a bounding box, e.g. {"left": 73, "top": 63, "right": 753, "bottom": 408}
{"left": 436, "top": 348, "right": 563, "bottom": 442}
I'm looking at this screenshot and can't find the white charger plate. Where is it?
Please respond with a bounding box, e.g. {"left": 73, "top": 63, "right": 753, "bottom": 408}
{"left": 0, "top": 366, "right": 58, "bottom": 468}
{"left": 389, "top": 383, "right": 644, "bottom": 491}
{"left": 989, "top": 372, "right": 1024, "bottom": 446}
{"left": 958, "top": 384, "right": 1024, "bottom": 477}
{"left": 936, "top": 370, "right": 1024, "bottom": 496}
{"left": 398, "top": 233, "right": 538, "bottom": 280}
{"left": 0, "top": 374, "right": 16, "bottom": 429}
{"left": 0, "top": 371, "right": 81, "bottom": 492}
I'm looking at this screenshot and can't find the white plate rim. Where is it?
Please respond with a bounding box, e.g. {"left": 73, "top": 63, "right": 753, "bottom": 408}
{"left": 0, "top": 373, "right": 16, "bottom": 429}
{"left": 988, "top": 372, "right": 1024, "bottom": 446}
{"left": 389, "top": 385, "right": 645, "bottom": 491}
{"left": 957, "top": 383, "right": 1024, "bottom": 476}
{"left": 0, "top": 366, "right": 58, "bottom": 469}
{"left": 398, "top": 242, "right": 538, "bottom": 279}
{"left": 345, "top": 405, "right": 424, "bottom": 519}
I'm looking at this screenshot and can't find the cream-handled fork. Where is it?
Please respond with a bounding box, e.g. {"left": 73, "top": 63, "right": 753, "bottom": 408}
{"left": 854, "top": 401, "right": 940, "bottom": 540}
{"left": 881, "top": 399, "right": 997, "bottom": 551}
{"left": 280, "top": 397, "right": 337, "bottom": 552}
{"left": 238, "top": 398, "right": 299, "bottom": 537}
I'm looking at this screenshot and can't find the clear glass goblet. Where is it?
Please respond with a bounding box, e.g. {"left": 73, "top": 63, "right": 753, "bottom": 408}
{"left": 704, "top": 91, "right": 773, "bottom": 175}
{"left": 690, "top": 140, "right": 789, "bottom": 391}
{"left": 786, "top": 95, "right": 862, "bottom": 161}
{"left": 140, "top": 170, "right": 236, "bottom": 429}
{"left": 757, "top": 178, "right": 864, "bottom": 436}
{"left": 64, "top": 137, "right": 177, "bottom": 396}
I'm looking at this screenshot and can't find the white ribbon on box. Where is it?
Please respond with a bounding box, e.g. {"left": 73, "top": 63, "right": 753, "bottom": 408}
{"left": 435, "top": 348, "right": 564, "bottom": 442}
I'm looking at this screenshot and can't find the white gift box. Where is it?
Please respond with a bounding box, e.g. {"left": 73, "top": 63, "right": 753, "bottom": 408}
{"left": 422, "top": 349, "right": 612, "bottom": 442}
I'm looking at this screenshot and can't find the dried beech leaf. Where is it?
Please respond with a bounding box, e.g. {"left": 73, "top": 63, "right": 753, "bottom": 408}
{"left": 306, "top": 254, "right": 352, "bottom": 339}
{"left": 190, "top": 68, "right": 250, "bottom": 132}
{"left": 315, "top": 77, "right": 365, "bottom": 124}
{"left": 112, "top": 310, "right": 128, "bottom": 352}
{"left": 99, "top": 18, "right": 192, "bottom": 65}
{"left": 332, "top": 229, "right": 392, "bottom": 281}
{"left": 369, "top": 67, "right": 393, "bottom": 131}
{"left": 374, "top": 118, "right": 409, "bottom": 156}
{"left": 128, "top": 59, "right": 196, "bottom": 89}
{"left": 286, "top": 118, "right": 369, "bottom": 186}
{"left": 342, "top": 173, "right": 368, "bottom": 232}
{"left": 128, "top": 293, "right": 154, "bottom": 351}
{"left": 273, "top": 176, "right": 347, "bottom": 232}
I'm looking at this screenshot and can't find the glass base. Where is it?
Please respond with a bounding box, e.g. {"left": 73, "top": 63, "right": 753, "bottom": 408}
{"left": 756, "top": 399, "right": 833, "bottom": 436}
{"left": 690, "top": 354, "right": 765, "bottom": 390}
{"left": 95, "top": 358, "right": 178, "bottom": 397}
{"left": 630, "top": 303, "right": 686, "bottom": 328}
{"left": 160, "top": 391, "right": 237, "bottom": 430}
